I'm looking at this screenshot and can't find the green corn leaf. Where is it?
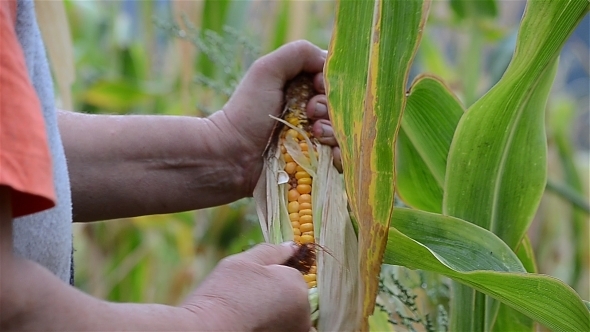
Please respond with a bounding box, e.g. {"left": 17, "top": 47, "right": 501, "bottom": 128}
{"left": 444, "top": 1, "right": 588, "bottom": 247}
{"left": 397, "top": 75, "right": 538, "bottom": 331}
{"left": 451, "top": 56, "right": 557, "bottom": 331}
{"left": 397, "top": 74, "right": 541, "bottom": 331}
{"left": 450, "top": 0, "right": 498, "bottom": 19}
{"left": 325, "top": 0, "right": 430, "bottom": 328}
{"left": 492, "top": 237, "right": 538, "bottom": 332}
{"left": 385, "top": 208, "right": 590, "bottom": 332}
{"left": 197, "top": 0, "right": 231, "bottom": 78}
{"left": 83, "top": 80, "right": 154, "bottom": 113}
{"left": 269, "top": 0, "right": 289, "bottom": 51}
{"left": 442, "top": 1, "right": 589, "bottom": 330}
{"left": 368, "top": 306, "right": 394, "bottom": 332}
{"left": 396, "top": 75, "right": 464, "bottom": 213}
{"left": 516, "top": 234, "right": 537, "bottom": 274}
{"left": 550, "top": 99, "right": 589, "bottom": 288}
{"left": 418, "top": 36, "right": 456, "bottom": 83}
{"left": 492, "top": 304, "right": 536, "bottom": 332}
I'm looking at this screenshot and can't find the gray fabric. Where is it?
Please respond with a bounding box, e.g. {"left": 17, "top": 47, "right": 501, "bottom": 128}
{"left": 12, "top": 0, "right": 73, "bottom": 284}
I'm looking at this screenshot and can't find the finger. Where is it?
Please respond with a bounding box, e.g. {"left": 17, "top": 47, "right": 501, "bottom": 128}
{"left": 312, "top": 119, "right": 339, "bottom": 147}
{"left": 313, "top": 73, "right": 325, "bottom": 94}
{"left": 250, "top": 40, "right": 326, "bottom": 86}
{"left": 332, "top": 146, "right": 343, "bottom": 173}
{"left": 306, "top": 95, "right": 328, "bottom": 120}
{"left": 238, "top": 242, "right": 298, "bottom": 266}
{"left": 267, "top": 265, "right": 309, "bottom": 288}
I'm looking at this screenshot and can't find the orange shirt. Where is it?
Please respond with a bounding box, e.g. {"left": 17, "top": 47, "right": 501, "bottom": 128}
{"left": 0, "top": 0, "right": 55, "bottom": 218}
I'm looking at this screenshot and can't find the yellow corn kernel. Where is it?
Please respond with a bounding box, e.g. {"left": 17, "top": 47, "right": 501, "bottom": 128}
{"left": 288, "top": 201, "right": 299, "bottom": 214}
{"left": 300, "top": 234, "right": 314, "bottom": 244}
{"left": 298, "top": 177, "right": 312, "bottom": 185}
{"left": 300, "top": 223, "right": 313, "bottom": 233}
{"left": 288, "top": 188, "right": 300, "bottom": 201}
{"left": 303, "top": 274, "right": 317, "bottom": 283}
{"left": 285, "top": 162, "right": 297, "bottom": 175}
{"left": 287, "top": 129, "right": 299, "bottom": 139}
{"left": 298, "top": 194, "right": 312, "bottom": 204}
{"left": 280, "top": 77, "right": 319, "bottom": 289}
{"left": 299, "top": 209, "right": 312, "bottom": 216}
{"left": 283, "top": 153, "right": 294, "bottom": 163}
{"left": 297, "top": 184, "right": 312, "bottom": 194}
{"left": 299, "top": 215, "right": 313, "bottom": 224}
{"left": 299, "top": 202, "right": 312, "bottom": 210}
{"left": 295, "top": 171, "right": 310, "bottom": 180}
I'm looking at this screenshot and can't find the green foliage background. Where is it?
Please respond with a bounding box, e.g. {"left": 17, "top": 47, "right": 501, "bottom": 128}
{"left": 63, "top": 0, "right": 588, "bottom": 318}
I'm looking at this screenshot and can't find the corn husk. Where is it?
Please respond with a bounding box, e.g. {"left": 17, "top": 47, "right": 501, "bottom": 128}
{"left": 253, "top": 77, "right": 361, "bottom": 331}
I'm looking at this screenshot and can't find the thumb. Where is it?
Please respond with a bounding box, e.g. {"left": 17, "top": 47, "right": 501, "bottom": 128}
{"left": 249, "top": 40, "right": 326, "bottom": 88}
{"left": 239, "top": 242, "right": 298, "bottom": 266}
{"left": 265, "top": 40, "right": 326, "bottom": 82}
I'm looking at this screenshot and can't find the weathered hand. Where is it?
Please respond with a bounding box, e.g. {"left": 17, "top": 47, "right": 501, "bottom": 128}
{"left": 181, "top": 243, "right": 311, "bottom": 332}
{"left": 208, "top": 40, "right": 341, "bottom": 197}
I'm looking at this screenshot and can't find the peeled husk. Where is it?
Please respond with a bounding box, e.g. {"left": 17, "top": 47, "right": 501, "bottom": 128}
{"left": 253, "top": 78, "right": 361, "bottom": 331}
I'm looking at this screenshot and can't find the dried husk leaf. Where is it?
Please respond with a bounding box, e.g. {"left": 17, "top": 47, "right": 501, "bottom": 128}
{"left": 253, "top": 124, "right": 361, "bottom": 331}
{"left": 269, "top": 115, "right": 318, "bottom": 176}
{"left": 317, "top": 145, "right": 361, "bottom": 331}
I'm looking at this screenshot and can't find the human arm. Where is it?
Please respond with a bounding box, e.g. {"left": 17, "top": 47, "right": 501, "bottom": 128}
{"left": 0, "top": 186, "right": 188, "bottom": 331}
{"left": 0, "top": 206, "right": 191, "bottom": 330}
{"left": 60, "top": 41, "right": 338, "bottom": 222}
{"left": 1, "top": 192, "right": 309, "bottom": 331}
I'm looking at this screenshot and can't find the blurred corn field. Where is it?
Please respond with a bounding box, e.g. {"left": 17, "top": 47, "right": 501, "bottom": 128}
{"left": 45, "top": 0, "right": 587, "bottom": 319}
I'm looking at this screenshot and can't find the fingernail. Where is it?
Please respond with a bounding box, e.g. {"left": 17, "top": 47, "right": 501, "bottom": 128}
{"left": 281, "top": 241, "right": 299, "bottom": 253}
{"left": 320, "top": 123, "right": 333, "bottom": 138}
{"left": 315, "top": 102, "right": 327, "bottom": 118}
{"left": 281, "top": 241, "right": 297, "bottom": 249}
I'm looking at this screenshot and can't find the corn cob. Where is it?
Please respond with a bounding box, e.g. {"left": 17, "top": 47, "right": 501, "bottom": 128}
{"left": 280, "top": 75, "right": 318, "bottom": 288}
{"left": 254, "top": 73, "right": 361, "bottom": 330}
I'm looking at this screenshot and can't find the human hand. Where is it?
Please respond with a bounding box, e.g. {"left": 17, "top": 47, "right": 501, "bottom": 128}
{"left": 208, "top": 40, "right": 341, "bottom": 198}
{"left": 180, "top": 243, "right": 310, "bottom": 332}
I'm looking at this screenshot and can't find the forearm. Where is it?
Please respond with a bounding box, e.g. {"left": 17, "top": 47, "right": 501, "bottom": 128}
{"left": 58, "top": 110, "right": 255, "bottom": 222}
{"left": 0, "top": 255, "right": 196, "bottom": 331}
{"left": 0, "top": 189, "right": 200, "bottom": 330}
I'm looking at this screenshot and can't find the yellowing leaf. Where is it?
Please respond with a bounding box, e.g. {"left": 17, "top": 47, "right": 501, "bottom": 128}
{"left": 325, "top": 1, "right": 430, "bottom": 329}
